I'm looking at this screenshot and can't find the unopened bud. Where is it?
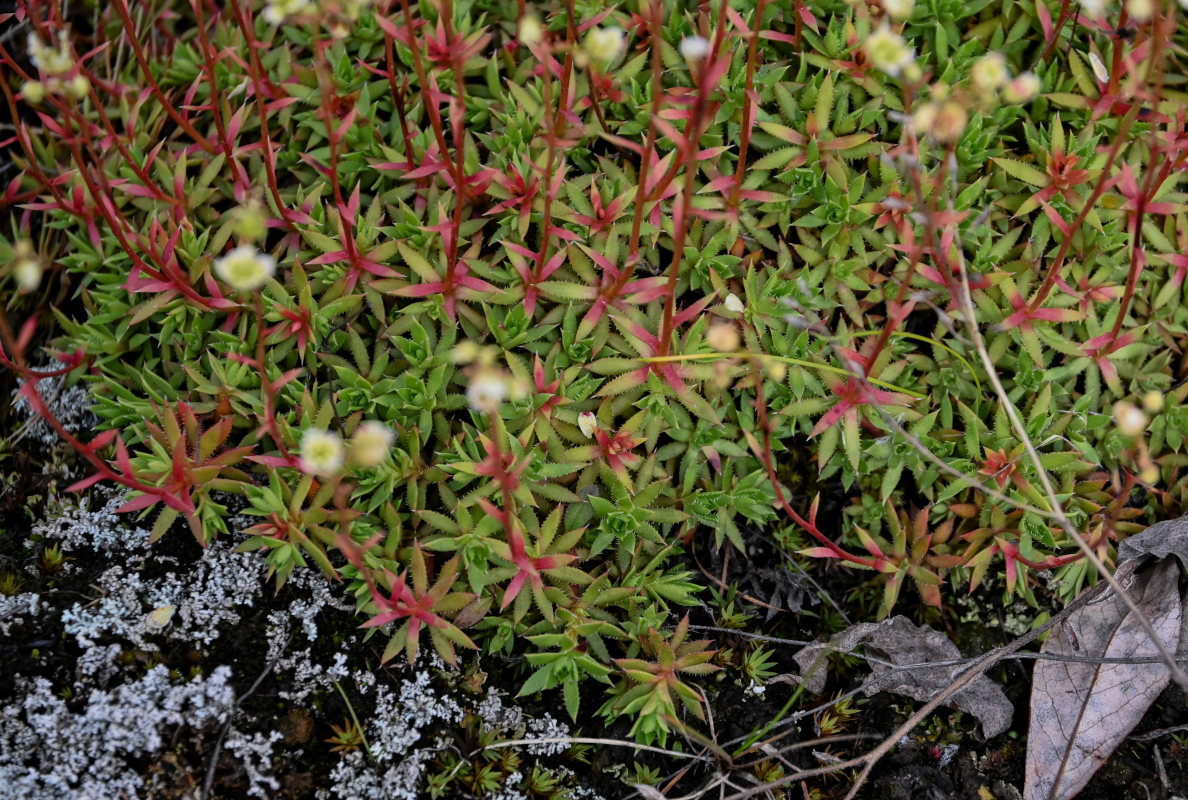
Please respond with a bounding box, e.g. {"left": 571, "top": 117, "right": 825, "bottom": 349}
{"left": 706, "top": 323, "right": 740, "bottom": 352}
{"left": 1142, "top": 391, "right": 1165, "bottom": 413}
{"left": 578, "top": 411, "right": 598, "bottom": 438}
{"left": 723, "top": 292, "right": 745, "bottom": 313}
{"left": 66, "top": 74, "right": 90, "bottom": 99}
{"left": 12, "top": 257, "right": 42, "bottom": 293}
{"left": 21, "top": 80, "right": 46, "bottom": 104}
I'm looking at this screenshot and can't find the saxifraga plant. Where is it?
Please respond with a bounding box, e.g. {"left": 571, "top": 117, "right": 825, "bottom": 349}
{"left": 2, "top": 0, "right": 1187, "bottom": 751}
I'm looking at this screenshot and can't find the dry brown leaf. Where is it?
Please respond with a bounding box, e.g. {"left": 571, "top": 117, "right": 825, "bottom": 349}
{"left": 1024, "top": 558, "right": 1183, "bottom": 800}
{"left": 1117, "top": 514, "right": 1188, "bottom": 567}
{"left": 785, "top": 616, "right": 1013, "bottom": 738}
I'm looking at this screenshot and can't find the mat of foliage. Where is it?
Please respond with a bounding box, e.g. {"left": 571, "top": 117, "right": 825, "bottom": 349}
{"left": 3, "top": 0, "right": 1188, "bottom": 796}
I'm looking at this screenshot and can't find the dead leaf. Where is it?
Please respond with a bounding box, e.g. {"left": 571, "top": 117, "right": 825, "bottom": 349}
{"left": 1024, "top": 558, "right": 1183, "bottom": 800}
{"left": 1117, "top": 514, "right": 1188, "bottom": 567}
{"left": 786, "top": 616, "right": 1013, "bottom": 738}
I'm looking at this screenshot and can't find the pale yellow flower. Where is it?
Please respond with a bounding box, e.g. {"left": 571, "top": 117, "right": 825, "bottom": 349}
{"left": 214, "top": 245, "right": 276, "bottom": 291}
{"left": 865, "top": 26, "right": 914, "bottom": 77}
{"left": 350, "top": 421, "right": 394, "bottom": 468}
{"left": 584, "top": 26, "right": 624, "bottom": 67}
{"left": 300, "top": 428, "right": 346, "bottom": 475}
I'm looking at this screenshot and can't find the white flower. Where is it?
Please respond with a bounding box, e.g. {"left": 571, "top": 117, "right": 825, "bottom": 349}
{"left": 350, "top": 421, "right": 394, "bottom": 468}
{"left": 1113, "top": 401, "right": 1148, "bottom": 437}
{"left": 13, "top": 257, "right": 42, "bottom": 293}
{"left": 679, "top": 35, "right": 710, "bottom": 64}
{"left": 883, "top": 0, "right": 914, "bottom": 20}
{"left": 971, "top": 52, "right": 1009, "bottom": 92}
{"left": 583, "top": 26, "right": 624, "bottom": 67}
{"left": 213, "top": 245, "right": 276, "bottom": 291}
{"left": 519, "top": 14, "right": 544, "bottom": 47}
{"left": 1126, "top": 0, "right": 1154, "bottom": 19}
{"left": 865, "top": 25, "right": 914, "bottom": 77}
{"left": 1080, "top": 0, "right": 1108, "bottom": 15}
{"left": 723, "top": 292, "right": 745, "bottom": 313}
{"left": 578, "top": 411, "right": 598, "bottom": 438}
{"left": 1002, "top": 72, "right": 1041, "bottom": 103}
{"left": 300, "top": 428, "right": 346, "bottom": 475}
{"left": 262, "top": 0, "right": 315, "bottom": 24}
{"left": 27, "top": 32, "right": 73, "bottom": 76}
{"left": 467, "top": 371, "right": 508, "bottom": 414}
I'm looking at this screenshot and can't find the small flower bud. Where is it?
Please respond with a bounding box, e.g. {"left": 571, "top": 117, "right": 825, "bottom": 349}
{"left": 1140, "top": 464, "right": 1160, "bottom": 485}
{"left": 300, "top": 428, "right": 346, "bottom": 475}
{"left": 723, "top": 292, "right": 745, "bottom": 313}
{"left": 1001, "top": 72, "right": 1041, "bottom": 104}
{"left": 578, "top": 411, "right": 598, "bottom": 438}
{"left": 883, "top": 0, "right": 914, "bottom": 20}
{"left": 213, "top": 244, "right": 276, "bottom": 291}
{"left": 706, "top": 323, "right": 740, "bottom": 352}
{"left": 1088, "top": 51, "right": 1110, "bottom": 84}
{"left": 66, "top": 74, "right": 90, "bottom": 99}
{"left": 12, "top": 256, "right": 43, "bottom": 293}
{"left": 583, "top": 26, "right": 624, "bottom": 67}
{"left": 1113, "top": 401, "right": 1148, "bottom": 437}
{"left": 865, "top": 25, "right": 914, "bottom": 77}
{"left": 1142, "top": 390, "right": 1165, "bottom": 413}
{"left": 766, "top": 360, "right": 787, "bottom": 382}
{"left": 21, "top": 80, "right": 46, "bottom": 104}
{"left": 350, "top": 421, "right": 394, "bottom": 468}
